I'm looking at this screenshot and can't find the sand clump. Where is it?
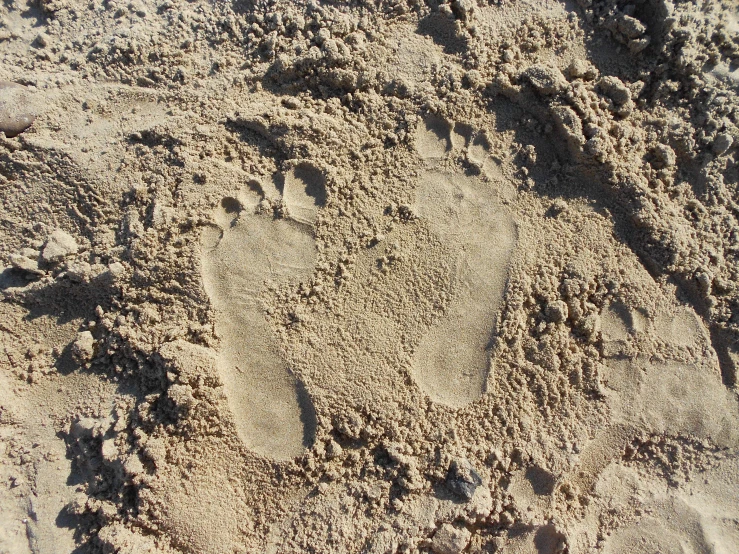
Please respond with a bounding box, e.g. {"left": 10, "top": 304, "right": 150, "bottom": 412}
{"left": 1, "top": 0, "right": 739, "bottom": 552}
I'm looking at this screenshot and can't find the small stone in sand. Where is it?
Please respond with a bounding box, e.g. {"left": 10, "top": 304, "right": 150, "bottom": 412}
{"left": 65, "top": 261, "right": 92, "bottom": 282}
{"left": 0, "top": 81, "right": 37, "bottom": 138}
{"left": 545, "top": 300, "right": 569, "bottom": 323}
{"left": 713, "top": 133, "right": 733, "bottom": 156}
{"left": 523, "top": 64, "right": 567, "bottom": 95}
{"left": 652, "top": 144, "right": 676, "bottom": 168}
{"left": 108, "top": 261, "right": 125, "bottom": 277}
{"left": 598, "top": 76, "right": 631, "bottom": 105}
{"left": 549, "top": 199, "right": 569, "bottom": 217}
{"left": 446, "top": 458, "right": 483, "bottom": 500}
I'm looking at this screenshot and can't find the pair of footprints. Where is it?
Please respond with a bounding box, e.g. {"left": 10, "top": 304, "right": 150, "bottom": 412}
{"left": 201, "top": 123, "right": 516, "bottom": 460}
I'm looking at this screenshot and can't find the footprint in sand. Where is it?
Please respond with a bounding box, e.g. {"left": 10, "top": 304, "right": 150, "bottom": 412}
{"left": 498, "top": 301, "right": 739, "bottom": 553}
{"left": 200, "top": 164, "right": 326, "bottom": 459}
{"left": 563, "top": 300, "right": 739, "bottom": 493}
{"left": 600, "top": 302, "right": 739, "bottom": 447}
{"left": 411, "top": 115, "right": 517, "bottom": 408}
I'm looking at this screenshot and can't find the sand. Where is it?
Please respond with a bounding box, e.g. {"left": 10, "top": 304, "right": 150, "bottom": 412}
{"left": 1, "top": 0, "right": 739, "bottom": 552}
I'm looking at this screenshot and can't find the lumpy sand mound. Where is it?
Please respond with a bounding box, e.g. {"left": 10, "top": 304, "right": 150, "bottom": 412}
{"left": 1, "top": 0, "right": 739, "bottom": 552}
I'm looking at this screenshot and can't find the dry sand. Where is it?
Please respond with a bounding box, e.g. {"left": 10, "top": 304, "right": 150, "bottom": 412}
{"left": 1, "top": 0, "right": 739, "bottom": 552}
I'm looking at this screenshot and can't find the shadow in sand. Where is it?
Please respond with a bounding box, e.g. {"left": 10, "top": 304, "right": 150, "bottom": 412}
{"left": 0, "top": 267, "right": 32, "bottom": 289}
{"left": 224, "top": 115, "right": 294, "bottom": 165}
{"left": 0, "top": 266, "right": 117, "bottom": 375}
{"left": 416, "top": 12, "right": 467, "bottom": 56}
{"left": 1, "top": 269, "right": 119, "bottom": 325}
{"left": 54, "top": 481, "right": 104, "bottom": 554}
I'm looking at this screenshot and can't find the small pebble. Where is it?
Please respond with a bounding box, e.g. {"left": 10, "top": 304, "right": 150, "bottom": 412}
{"left": 617, "top": 15, "right": 646, "bottom": 39}
{"left": 446, "top": 458, "right": 482, "bottom": 500}
{"left": 65, "top": 261, "right": 92, "bottom": 282}
{"left": 108, "top": 261, "right": 125, "bottom": 276}
{"left": 550, "top": 198, "right": 569, "bottom": 216}
{"left": 282, "top": 97, "right": 301, "bottom": 110}
{"left": 566, "top": 59, "right": 598, "bottom": 81}
{"left": 326, "top": 440, "right": 343, "bottom": 459}
{"left": 598, "top": 76, "right": 631, "bottom": 105}
{"left": 652, "top": 143, "right": 676, "bottom": 167}
{"left": 72, "top": 331, "right": 95, "bottom": 362}
{"left": 0, "top": 81, "right": 37, "bottom": 138}
{"left": 523, "top": 64, "right": 567, "bottom": 95}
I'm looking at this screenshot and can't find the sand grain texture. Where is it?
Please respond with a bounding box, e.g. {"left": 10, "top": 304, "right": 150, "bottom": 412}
{"left": 1, "top": 0, "right": 739, "bottom": 552}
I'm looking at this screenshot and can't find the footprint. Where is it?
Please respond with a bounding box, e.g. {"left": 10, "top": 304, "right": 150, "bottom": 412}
{"left": 563, "top": 298, "right": 739, "bottom": 493}
{"left": 411, "top": 116, "right": 517, "bottom": 408}
{"left": 200, "top": 164, "right": 324, "bottom": 459}
{"left": 600, "top": 302, "right": 647, "bottom": 342}
{"left": 602, "top": 356, "right": 739, "bottom": 448}
{"left": 590, "top": 456, "right": 739, "bottom": 554}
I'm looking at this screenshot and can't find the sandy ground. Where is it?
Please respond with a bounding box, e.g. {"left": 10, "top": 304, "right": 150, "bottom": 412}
{"left": 1, "top": 0, "right": 739, "bottom": 552}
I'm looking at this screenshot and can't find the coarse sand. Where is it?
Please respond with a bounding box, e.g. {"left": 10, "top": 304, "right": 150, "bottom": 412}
{"left": 2, "top": 0, "right": 739, "bottom": 552}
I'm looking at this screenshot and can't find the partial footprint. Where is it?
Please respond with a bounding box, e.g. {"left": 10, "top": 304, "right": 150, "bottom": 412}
{"left": 593, "top": 457, "right": 739, "bottom": 554}
{"left": 412, "top": 116, "right": 517, "bottom": 408}
{"left": 415, "top": 114, "right": 512, "bottom": 191}
{"left": 564, "top": 299, "right": 739, "bottom": 492}
{"left": 600, "top": 301, "right": 648, "bottom": 357}
{"left": 600, "top": 302, "right": 647, "bottom": 341}
{"left": 652, "top": 305, "right": 707, "bottom": 348}
{"left": 200, "top": 165, "right": 324, "bottom": 459}
{"left": 601, "top": 300, "right": 709, "bottom": 353}
{"left": 603, "top": 357, "right": 739, "bottom": 448}
{"left": 415, "top": 114, "right": 452, "bottom": 160}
